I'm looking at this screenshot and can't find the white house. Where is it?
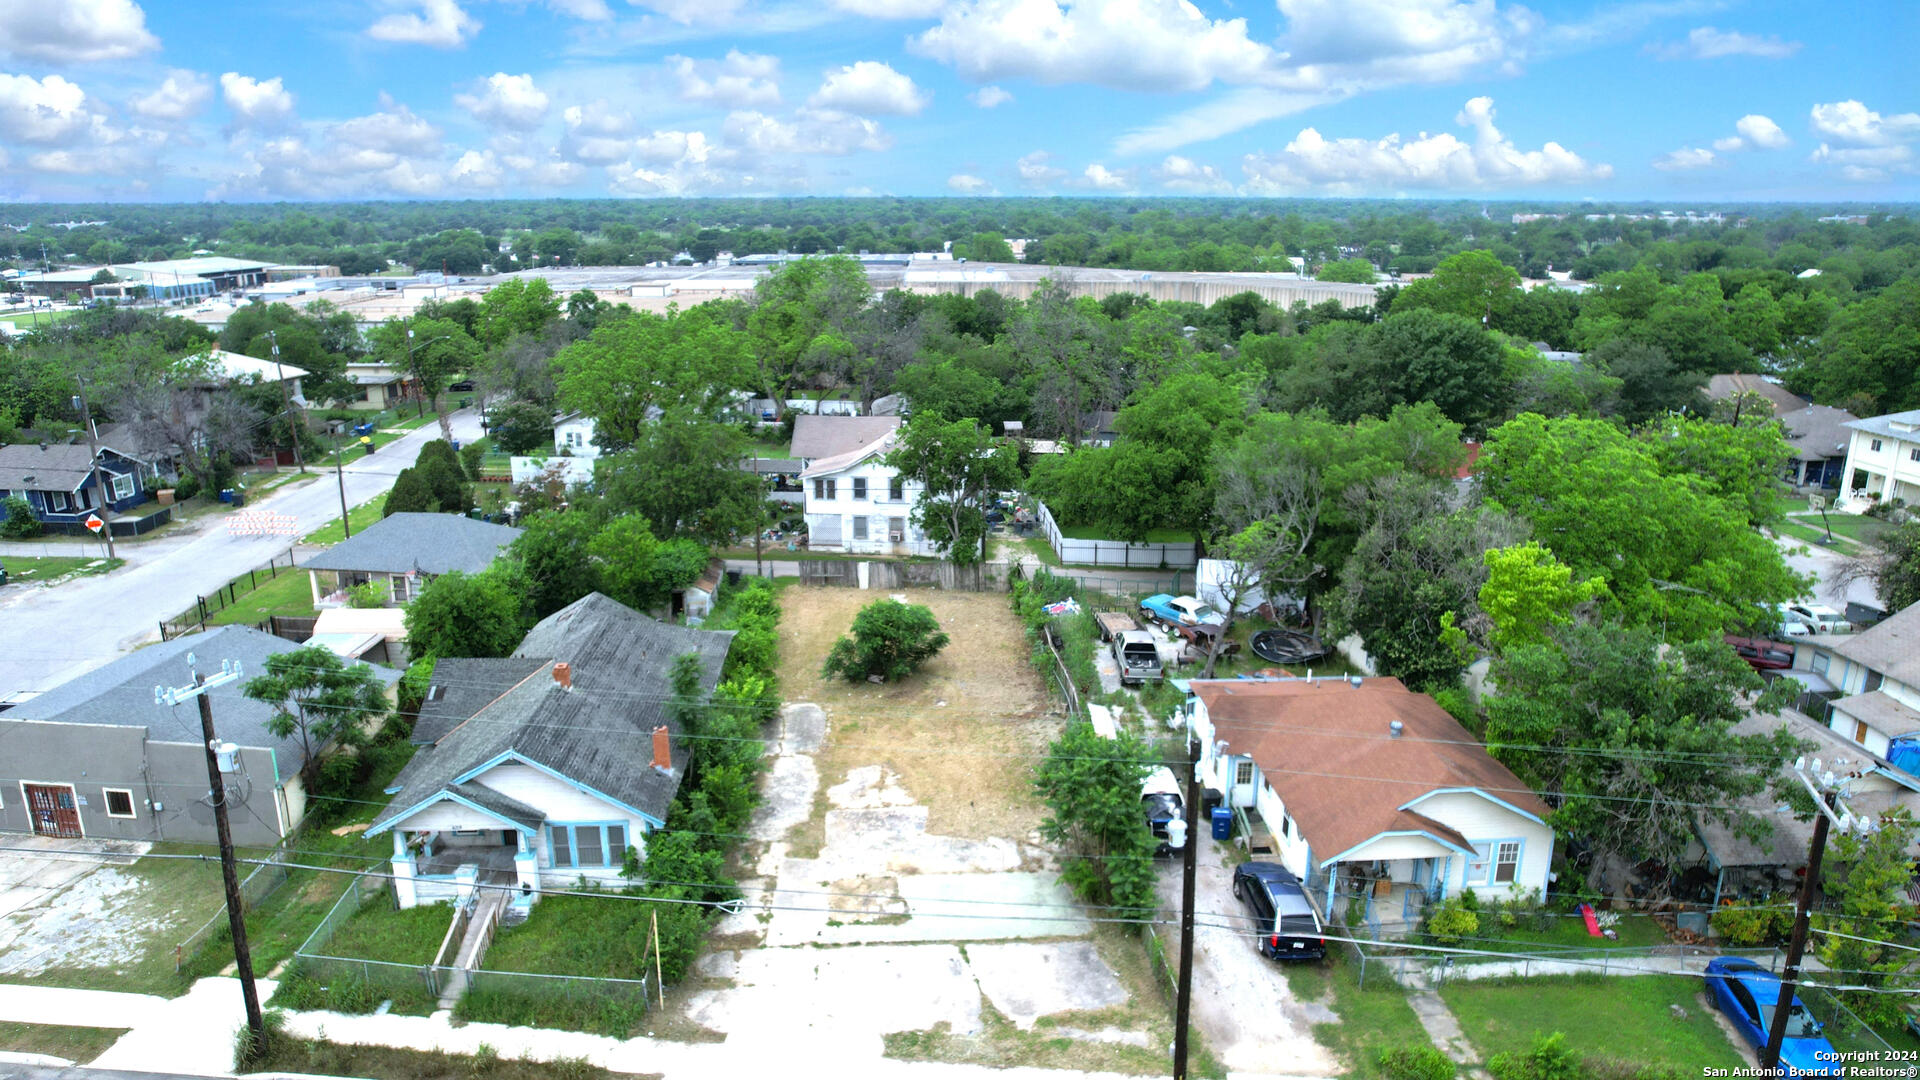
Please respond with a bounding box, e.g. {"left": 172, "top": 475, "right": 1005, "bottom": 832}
{"left": 1789, "top": 602, "right": 1920, "bottom": 772}
{"left": 799, "top": 430, "right": 939, "bottom": 556}
{"left": 1185, "top": 676, "right": 1554, "bottom": 932}
{"left": 1838, "top": 409, "right": 1920, "bottom": 511}
{"left": 366, "top": 593, "right": 735, "bottom": 915}
{"left": 182, "top": 348, "right": 310, "bottom": 406}
{"left": 552, "top": 412, "right": 600, "bottom": 458}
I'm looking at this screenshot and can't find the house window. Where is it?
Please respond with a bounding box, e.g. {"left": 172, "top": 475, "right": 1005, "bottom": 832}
{"left": 1811, "top": 652, "right": 1830, "bottom": 675}
{"left": 109, "top": 473, "right": 134, "bottom": 501}
{"left": 888, "top": 477, "right": 904, "bottom": 501}
{"left": 1865, "top": 670, "right": 1884, "bottom": 693}
{"left": 852, "top": 477, "right": 868, "bottom": 500}
{"left": 813, "top": 478, "right": 837, "bottom": 500}
{"left": 852, "top": 516, "right": 869, "bottom": 541}
{"left": 103, "top": 788, "right": 136, "bottom": 818}
{"left": 1872, "top": 439, "right": 1884, "bottom": 452}
{"left": 46, "top": 491, "right": 72, "bottom": 513}
{"left": 548, "top": 823, "right": 628, "bottom": 869}
{"left": 1494, "top": 841, "right": 1521, "bottom": 884}
{"left": 1234, "top": 761, "right": 1254, "bottom": 785}
{"left": 1467, "top": 843, "right": 1491, "bottom": 882}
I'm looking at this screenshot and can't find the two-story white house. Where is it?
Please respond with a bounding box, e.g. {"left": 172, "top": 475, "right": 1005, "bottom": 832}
{"left": 552, "top": 412, "right": 600, "bottom": 458}
{"left": 1186, "top": 676, "right": 1554, "bottom": 932}
{"left": 799, "top": 429, "right": 940, "bottom": 556}
{"left": 1838, "top": 409, "right": 1920, "bottom": 511}
{"left": 1790, "top": 601, "right": 1920, "bottom": 772}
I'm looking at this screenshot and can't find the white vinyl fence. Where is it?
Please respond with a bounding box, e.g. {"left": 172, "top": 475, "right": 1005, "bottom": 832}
{"left": 1036, "top": 500, "right": 1198, "bottom": 569}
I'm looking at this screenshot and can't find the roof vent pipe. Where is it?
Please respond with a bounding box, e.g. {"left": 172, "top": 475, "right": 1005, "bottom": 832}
{"left": 1388, "top": 721, "right": 1404, "bottom": 739}
{"left": 553, "top": 662, "right": 572, "bottom": 690}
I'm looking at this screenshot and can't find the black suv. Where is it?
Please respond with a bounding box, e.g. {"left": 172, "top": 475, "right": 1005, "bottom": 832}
{"left": 1232, "top": 861, "right": 1327, "bottom": 961}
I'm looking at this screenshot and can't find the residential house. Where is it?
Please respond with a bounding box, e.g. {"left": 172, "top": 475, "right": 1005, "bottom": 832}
{"left": 1788, "top": 602, "right": 1920, "bottom": 771}
{"left": 1081, "top": 410, "right": 1122, "bottom": 448}
{"left": 799, "top": 429, "right": 938, "bottom": 556}
{"left": 302, "top": 512, "right": 523, "bottom": 606}
{"left": 1705, "top": 374, "right": 1804, "bottom": 418}
{"left": 0, "top": 626, "right": 399, "bottom": 846}
{"left": 305, "top": 606, "right": 412, "bottom": 667}
{"left": 552, "top": 412, "right": 600, "bottom": 458}
{"left": 788, "top": 414, "right": 901, "bottom": 465}
{"left": 182, "top": 348, "right": 310, "bottom": 406}
{"left": 1837, "top": 409, "right": 1920, "bottom": 511}
{"left": 1186, "top": 676, "right": 1553, "bottom": 932}
{"left": 93, "top": 423, "right": 185, "bottom": 486}
{"left": 340, "top": 361, "right": 410, "bottom": 411}
{"left": 0, "top": 441, "right": 167, "bottom": 536}
{"left": 366, "top": 593, "right": 734, "bottom": 912}
{"left": 1776, "top": 404, "right": 1858, "bottom": 488}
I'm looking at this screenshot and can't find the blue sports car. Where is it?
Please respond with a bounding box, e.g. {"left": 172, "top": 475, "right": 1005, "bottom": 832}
{"left": 1704, "top": 957, "right": 1844, "bottom": 1077}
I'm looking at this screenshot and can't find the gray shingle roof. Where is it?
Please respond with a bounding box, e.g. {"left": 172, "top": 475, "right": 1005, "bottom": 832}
{"left": 1704, "top": 374, "right": 1805, "bottom": 415}
{"left": 301, "top": 513, "right": 523, "bottom": 576}
{"left": 411, "top": 657, "right": 547, "bottom": 745}
{"left": 1844, "top": 410, "right": 1920, "bottom": 442}
{"left": 1777, "top": 404, "right": 1859, "bottom": 463}
{"left": 789, "top": 415, "right": 901, "bottom": 460}
{"left": 1830, "top": 602, "right": 1920, "bottom": 688}
{"left": 6, "top": 625, "right": 400, "bottom": 776}
{"left": 0, "top": 443, "right": 123, "bottom": 493}
{"left": 454, "top": 780, "right": 546, "bottom": 832}
{"left": 369, "top": 592, "right": 735, "bottom": 834}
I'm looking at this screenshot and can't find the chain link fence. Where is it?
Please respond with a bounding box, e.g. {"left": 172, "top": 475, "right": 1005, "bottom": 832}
{"left": 174, "top": 849, "right": 293, "bottom": 971}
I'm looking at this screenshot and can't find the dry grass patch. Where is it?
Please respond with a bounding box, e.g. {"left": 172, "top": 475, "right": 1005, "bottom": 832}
{"left": 778, "top": 587, "right": 1055, "bottom": 841}
{"left": 0, "top": 1021, "right": 127, "bottom": 1064}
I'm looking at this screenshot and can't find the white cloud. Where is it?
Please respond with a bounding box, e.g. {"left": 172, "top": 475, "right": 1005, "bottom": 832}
{"left": 0, "top": 73, "right": 95, "bottom": 143}
{"left": 947, "top": 172, "right": 990, "bottom": 193}
{"left": 809, "top": 61, "right": 928, "bottom": 117}
{"left": 455, "top": 72, "right": 550, "bottom": 129}
{"left": 723, "top": 108, "right": 890, "bottom": 155}
{"left": 673, "top": 50, "right": 782, "bottom": 108}
{"left": 332, "top": 99, "right": 442, "bottom": 153}
{"left": 631, "top": 129, "right": 713, "bottom": 165}
{"left": 1710, "top": 136, "right": 1742, "bottom": 153}
{"left": 1115, "top": 87, "right": 1343, "bottom": 156}
{"left": 1650, "top": 26, "right": 1801, "bottom": 60}
{"left": 1734, "top": 113, "right": 1789, "bottom": 150}
{"left": 546, "top": 0, "right": 613, "bottom": 17}
{"left": 131, "top": 69, "right": 212, "bottom": 121}
{"left": 1015, "top": 150, "right": 1065, "bottom": 185}
{"left": 912, "top": 0, "right": 1274, "bottom": 92}
{"left": 1241, "top": 96, "right": 1610, "bottom": 193}
{"left": 559, "top": 99, "right": 635, "bottom": 164}
{"left": 628, "top": 0, "right": 749, "bottom": 26}
{"left": 830, "top": 0, "right": 945, "bottom": 16}
{"left": 969, "top": 85, "right": 1012, "bottom": 108}
{"left": 0, "top": 0, "right": 158, "bottom": 63}
{"left": 450, "top": 148, "right": 503, "bottom": 187}
{"left": 1080, "top": 163, "right": 1132, "bottom": 190}
{"left": 1652, "top": 146, "right": 1715, "bottom": 171}
{"left": 1810, "top": 100, "right": 1920, "bottom": 147}
{"left": 1152, "top": 154, "right": 1232, "bottom": 192}
{"left": 367, "top": 0, "right": 481, "bottom": 48}
{"left": 563, "top": 99, "right": 633, "bottom": 136}
{"left": 220, "top": 72, "right": 296, "bottom": 126}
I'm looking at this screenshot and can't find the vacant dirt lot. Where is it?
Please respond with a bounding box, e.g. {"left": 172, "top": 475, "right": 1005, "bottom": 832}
{"left": 776, "top": 586, "right": 1055, "bottom": 840}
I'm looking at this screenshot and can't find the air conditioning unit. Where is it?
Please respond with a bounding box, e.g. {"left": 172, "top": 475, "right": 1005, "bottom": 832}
{"left": 889, "top": 531, "right": 904, "bottom": 542}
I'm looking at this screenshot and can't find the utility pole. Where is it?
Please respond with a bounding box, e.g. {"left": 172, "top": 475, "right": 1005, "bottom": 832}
{"left": 1172, "top": 729, "right": 1203, "bottom": 1080}
{"left": 1763, "top": 758, "right": 1863, "bottom": 1073}
{"left": 331, "top": 435, "right": 353, "bottom": 540}
{"left": 156, "top": 656, "right": 264, "bottom": 1049}
{"left": 73, "top": 376, "right": 115, "bottom": 560}
{"left": 268, "top": 330, "right": 306, "bottom": 475}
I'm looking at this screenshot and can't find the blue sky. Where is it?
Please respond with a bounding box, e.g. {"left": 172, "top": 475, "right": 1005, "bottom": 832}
{"left": 0, "top": 0, "right": 1913, "bottom": 202}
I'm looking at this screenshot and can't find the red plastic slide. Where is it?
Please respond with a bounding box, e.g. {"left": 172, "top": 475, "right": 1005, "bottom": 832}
{"left": 1578, "top": 902, "right": 1603, "bottom": 937}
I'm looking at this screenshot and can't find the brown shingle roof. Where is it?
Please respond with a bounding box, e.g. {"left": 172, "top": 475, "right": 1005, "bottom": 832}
{"left": 1195, "top": 678, "right": 1550, "bottom": 864}
{"left": 1705, "top": 374, "right": 1804, "bottom": 416}
{"left": 789, "top": 415, "right": 901, "bottom": 460}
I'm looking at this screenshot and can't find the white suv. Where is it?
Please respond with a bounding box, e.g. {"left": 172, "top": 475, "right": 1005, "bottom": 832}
{"left": 1781, "top": 602, "right": 1853, "bottom": 635}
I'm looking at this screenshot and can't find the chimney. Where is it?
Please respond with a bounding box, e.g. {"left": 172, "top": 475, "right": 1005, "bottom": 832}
{"left": 651, "top": 725, "right": 672, "bottom": 772}
{"left": 552, "top": 662, "right": 572, "bottom": 690}
{"left": 1389, "top": 720, "right": 1404, "bottom": 739}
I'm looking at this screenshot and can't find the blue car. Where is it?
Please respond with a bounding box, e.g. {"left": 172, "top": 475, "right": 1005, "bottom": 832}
{"left": 1704, "top": 957, "right": 1843, "bottom": 1076}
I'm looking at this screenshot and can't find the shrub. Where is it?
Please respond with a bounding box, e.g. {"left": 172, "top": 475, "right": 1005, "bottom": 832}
{"left": 310, "top": 753, "right": 360, "bottom": 806}
{"left": 1431, "top": 686, "right": 1476, "bottom": 728}
{"left": 0, "top": 494, "right": 40, "bottom": 538}
{"left": 384, "top": 467, "right": 435, "bottom": 515}
{"left": 347, "top": 580, "right": 388, "bottom": 608}
{"left": 398, "top": 654, "right": 437, "bottom": 715}
{"left": 1426, "top": 897, "right": 1479, "bottom": 944}
{"left": 821, "top": 598, "right": 949, "bottom": 683}
{"left": 459, "top": 441, "right": 485, "bottom": 480}
{"left": 1710, "top": 894, "right": 1795, "bottom": 945}
{"left": 1378, "top": 1045, "right": 1457, "bottom": 1080}
{"left": 1487, "top": 1032, "right": 1581, "bottom": 1080}
{"left": 172, "top": 474, "right": 202, "bottom": 501}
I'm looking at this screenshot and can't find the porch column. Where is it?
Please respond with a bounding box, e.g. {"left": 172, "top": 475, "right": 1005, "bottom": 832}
{"left": 391, "top": 830, "right": 419, "bottom": 909}
{"left": 309, "top": 570, "right": 323, "bottom": 607}
{"left": 514, "top": 828, "right": 540, "bottom": 902}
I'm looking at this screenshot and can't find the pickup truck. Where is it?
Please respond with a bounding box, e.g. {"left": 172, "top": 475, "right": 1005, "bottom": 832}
{"left": 1142, "top": 767, "right": 1184, "bottom": 857}
{"left": 1095, "top": 611, "right": 1141, "bottom": 642}
{"left": 1140, "top": 594, "right": 1226, "bottom": 628}
{"left": 1113, "top": 629, "right": 1164, "bottom": 685}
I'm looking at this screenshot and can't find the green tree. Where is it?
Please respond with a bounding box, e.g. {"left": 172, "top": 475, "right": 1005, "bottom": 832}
{"left": 1031, "top": 721, "right": 1159, "bottom": 918}
{"left": 1477, "top": 543, "right": 1606, "bottom": 654}
{"left": 383, "top": 467, "right": 436, "bottom": 516}
{"left": 1641, "top": 414, "right": 1792, "bottom": 527}
{"left": 488, "top": 399, "right": 555, "bottom": 455}
{"left": 1588, "top": 339, "right": 1703, "bottom": 425}
{"left": 1814, "top": 808, "right": 1918, "bottom": 1026}
{"left": 596, "top": 414, "right": 767, "bottom": 546}
{"left": 369, "top": 316, "right": 482, "bottom": 440}
{"left": 1786, "top": 279, "right": 1920, "bottom": 412}
{"left": 1315, "top": 257, "right": 1376, "bottom": 283}
{"left": 746, "top": 255, "right": 870, "bottom": 418}
{"left": 241, "top": 645, "right": 390, "bottom": 783}
{"left": 820, "top": 599, "right": 949, "bottom": 682}
{"left": 1392, "top": 250, "right": 1521, "bottom": 325}
{"left": 551, "top": 305, "right": 750, "bottom": 446}
{"left": 1373, "top": 308, "right": 1513, "bottom": 434}
{"left": 414, "top": 439, "right": 470, "bottom": 513}
{"left": 1727, "top": 281, "right": 1785, "bottom": 357}
{"left": 884, "top": 413, "right": 1020, "bottom": 564}
{"left": 1844, "top": 518, "right": 1920, "bottom": 613}
{"left": 403, "top": 568, "right": 526, "bottom": 659}
{"left": 477, "top": 277, "right": 561, "bottom": 347}
{"left": 964, "top": 231, "right": 1014, "bottom": 263}
{"left": 586, "top": 515, "right": 708, "bottom": 612}
{"left": 1485, "top": 622, "right": 1802, "bottom": 867}
{"left": 506, "top": 509, "right": 602, "bottom": 618}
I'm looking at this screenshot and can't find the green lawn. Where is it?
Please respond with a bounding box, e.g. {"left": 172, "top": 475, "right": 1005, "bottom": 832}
{"left": 379, "top": 410, "right": 445, "bottom": 433}
{"left": 0, "top": 308, "right": 78, "bottom": 328}
{"left": 1058, "top": 523, "right": 1195, "bottom": 543}
{"left": 456, "top": 892, "right": 657, "bottom": 1035}
{"left": 1280, "top": 945, "right": 1434, "bottom": 1078}
{"left": 322, "top": 898, "right": 453, "bottom": 966}
{"left": 0, "top": 1021, "right": 128, "bottom": 1064}
{"left": 1, "top": 555, "right": 123, "bottom": 584}
{"left": 1790, "top": 510, "right": 1893, "bottom": 547}
{"left": 1440, "top": 974, "right": 1745, "bottom": 1071}
{"left": 302, "top": 492, "right": 388, "bottom": 544}
{"left": 205, "top": 567, "right": 315, "bottom": 626}
{"left": 1448, "top": 908, "right": 1669, "bottom": 956}
{"left": 1774, "top": 519, "right": 1862, "bottom": 555}
{"left": 250, "top": 1032, "right": 617, "bottom": 1080}
{"left": 745, "top": 437, "right": 794, "bottom": 459}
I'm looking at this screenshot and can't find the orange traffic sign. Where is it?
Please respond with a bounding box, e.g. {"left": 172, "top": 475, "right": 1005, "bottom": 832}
{"left": 85, "top": 514, "right": 104, "bottom": 533}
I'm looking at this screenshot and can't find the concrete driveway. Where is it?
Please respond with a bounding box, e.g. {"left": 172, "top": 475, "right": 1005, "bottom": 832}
{"left": 0, "top": 410, "right": 482, "bottom": 698}
{"left": 1155, "top": 839, "right": 1341, "bottom": 1078}
{"left": 1775, "top": 534, "right": 1880, "bottom": 610}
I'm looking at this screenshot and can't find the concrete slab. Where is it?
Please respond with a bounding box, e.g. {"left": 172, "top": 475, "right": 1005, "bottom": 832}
{"left": 820, "top": 807, "right": 1022, "bottom": 875}
{"left": 1093, "top": 648, "right": 1122, "bottom": 694}
{"left": 693, "top": 949, "right": 739, "bottom": 979}
{"left": 0, "top": 837, "right": 148, "bottom": 922}
{"left": 687, "top": 944, "right": 983, "bottom": 1040}
{"left": 967, "top": 941, "right": 1128, "bottom": 1029}
{"left": 747, "top": 753, "right": 819, "bottom": 842}
{"left": 767, "top": 869, "right": 1091, "bottom": 946}
{"left": 1056, "top": 1026, "right": 1152, "bottom": 1048}
{"left": 828, "top": 764, "right": 918, "bottom": 809}
{"left": 779, "top": 702, "right": 827, "bottom": 754}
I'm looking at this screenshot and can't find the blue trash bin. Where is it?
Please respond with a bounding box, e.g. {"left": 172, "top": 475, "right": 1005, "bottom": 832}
{"left": 1210, "top": 806, "right": 1233, "bottom": 842}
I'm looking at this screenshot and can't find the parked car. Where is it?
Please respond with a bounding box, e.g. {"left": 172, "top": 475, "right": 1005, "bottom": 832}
{"left": 1140, "top": 594, "right": 1226, "bottom": 628}
{"left": 1231, "top": 862, "right": 1327, "bottom": 961}
{"left": 1781, "top": 602, "right": 1853, "bottom": 635}
{"left": 1113, "top": 629, "right": 1164, "bottom": 685}
{"left": 1704, "top": 957, "right": 1842, "bottom": 1076}
{"left": 1171, "top": 620, "right": 1239, "bottom": 658}
{"left": 1725, "top": 635, "right": 1795, "bottom": 671}
{"left": 1142, "top": 767, "right": 1184, "bottom": 856}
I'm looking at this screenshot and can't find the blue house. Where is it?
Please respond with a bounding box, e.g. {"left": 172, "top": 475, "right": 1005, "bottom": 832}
{"left": 0, "top": 441, "right": 168, "bottom": 535}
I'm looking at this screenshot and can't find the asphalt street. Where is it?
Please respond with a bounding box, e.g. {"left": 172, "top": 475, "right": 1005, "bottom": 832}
{"left": 0, "top": 410, "right": 482, "bottom": 699}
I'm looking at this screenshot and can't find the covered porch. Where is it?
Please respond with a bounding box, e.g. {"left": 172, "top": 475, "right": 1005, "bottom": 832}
{"left": 1310, "top": 833, "right": 1466, "bottom": 938}
{"left": 383, "top": 786, "right": 546, "bottom": 912}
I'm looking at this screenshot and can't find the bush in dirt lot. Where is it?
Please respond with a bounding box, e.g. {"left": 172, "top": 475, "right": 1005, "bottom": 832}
{"left": 1378, "top": 1045, "right": 1457, "bottom": 1080}
{"left": 1032, "top": 720, "right": 1159, "bottom": 919}
{"left": 821, "top": 598, "right": 949, "bottom": 683}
